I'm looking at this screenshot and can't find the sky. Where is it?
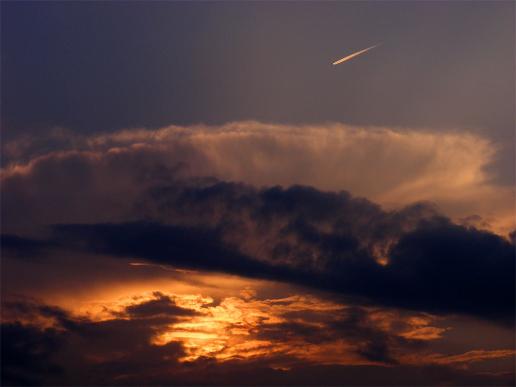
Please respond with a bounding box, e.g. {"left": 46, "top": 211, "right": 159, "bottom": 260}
{"left": 1, "top": 1, "right": 515, "bottom": 386}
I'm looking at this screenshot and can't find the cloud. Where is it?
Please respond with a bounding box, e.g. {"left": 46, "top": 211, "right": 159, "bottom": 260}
{"left": 255, "top": 305, "right": 424, "bottom": 365}
{"left": 2, "top": 138, "right": 513, "bottom": 322}
{"left": 1, "top": 295, "right": 194, "bottom": 385}
{"left": 2, "top": 121, "right": 514, "bottom": 384}
{"left": 4, "top": 177, "right": 514, "bottom": 323}
{"left": 0, "top": 234, "right": 55, "bottom": 259}
{"left": 2, "top": 128, "right": 513, "bottom": 322}
{"left": 1, "top": 322, "right": 64, "bottom": 385}
{"left": 123, "top": 292, "right": 200, "bottom": 319}
{"left": 2, "top": 122, "right": 512, "bottom": 234}
{"left": 2, "top": 296, "right": 513, "bottom": 386}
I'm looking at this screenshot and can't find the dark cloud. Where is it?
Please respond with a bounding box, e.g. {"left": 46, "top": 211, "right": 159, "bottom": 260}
{"left": 1, "top": 323, "right": 63, "bottom": 386}
{"left": 135, "top": 180, "right": 438, "bottom": 266}
{"left": 1, "top": 296, "right": 190, "bottom": 385}
{"left": 52, "top": 222, "right": 298, "bottom": 283}
{"left": 124, "top": 292, "right": 200, "bottom": 319}
{"left": 3, "top": 180, "right": 514, "bottom": 323}
{"left": 2, "top": 2, "right": 514, "bottom": 383}
{"left": 3, "top": 166, "right": 515, "bottom": 322}
{"left": 146, "top": 180, "right": 516, "bottom": 324}
{"left": 1, "top": 320, "right": 186, "bottom": 386}
{"left": 3, "top": 322, "right": 512, "bottom": 386}
{"left": 256, "top": 306, "right": 424, "bottom": 364}
{"left": 42, "top": 178, "right": 514, "bottom": 323}
{"left": 0, "top": 234, "right": 54, "bottom": 259}
{"left": 379, "top": 222, "right": 515, "bottom": 322}
{"left": 1, "top": 132, "right": 514, "bottom": 386}
{"left": 329, "top": 307, "right": 419, "bottom": 364}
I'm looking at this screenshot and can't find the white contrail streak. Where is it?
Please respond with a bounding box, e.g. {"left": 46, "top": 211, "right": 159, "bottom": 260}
{"left": 332, "top": 44, "right": 380, "bottom": 66}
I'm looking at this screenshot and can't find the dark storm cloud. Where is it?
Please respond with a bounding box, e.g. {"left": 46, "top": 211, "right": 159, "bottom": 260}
{"left": 119, "top": 180, "right": 516, "bottom": 323}
{"left": 4, "top": 178, "right": 514, "bottom": 323}
{"left": 379, "top": 223, "right": 515, "bottom": 323}
{"left": 1, "top": 127, "right": 513, "bottom": 325}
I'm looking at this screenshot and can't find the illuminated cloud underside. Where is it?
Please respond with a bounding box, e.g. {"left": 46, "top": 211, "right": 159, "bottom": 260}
{"left": 3, "top": 286, "right": 513, "bottom": 370}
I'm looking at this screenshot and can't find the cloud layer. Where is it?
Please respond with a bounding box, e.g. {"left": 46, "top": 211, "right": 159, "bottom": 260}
{"left": 4, "top": 180, "right": 514, "bottom": 323}
{"left": 2, "top": 122, "right": 513, "bottom": 234}
{"left": 2, "top": 292, "right": 513, "bottom": 386}
{"left": 2, "top": 122, "right": 514, "bottom": 385}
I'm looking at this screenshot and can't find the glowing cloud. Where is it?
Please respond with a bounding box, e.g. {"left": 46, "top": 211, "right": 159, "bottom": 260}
{"left": 2, "top": 122, "right": 512, "bottom": 235}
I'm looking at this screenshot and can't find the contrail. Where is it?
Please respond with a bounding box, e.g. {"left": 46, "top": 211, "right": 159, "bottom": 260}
{"left": 332, "top": 44, "right": 380, "bottom": 66}
{"left": 129, "top": 262, "right": 197, "bottom": 274}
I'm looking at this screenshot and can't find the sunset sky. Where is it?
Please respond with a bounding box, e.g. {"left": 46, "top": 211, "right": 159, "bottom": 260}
{"left": 1, "top": 1, "right": 515, "bottom": 386}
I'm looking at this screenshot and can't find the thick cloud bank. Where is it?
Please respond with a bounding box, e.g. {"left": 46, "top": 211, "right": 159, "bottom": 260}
{"left": 2, "top": 122, "right": 512, "bottom": 233}
{"left": 3, "top": 177, "right": 514, "bottom": 323}
{"left": 1, "top": 122, "right": 515, "bottom": 385}
{"left": 1, "top": 122, "right": 514, "bottom": 322}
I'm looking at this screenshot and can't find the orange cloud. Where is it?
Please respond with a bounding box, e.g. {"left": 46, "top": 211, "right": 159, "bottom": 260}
{"left": 13, "top": 282, "right": 450, "bottom": 366}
